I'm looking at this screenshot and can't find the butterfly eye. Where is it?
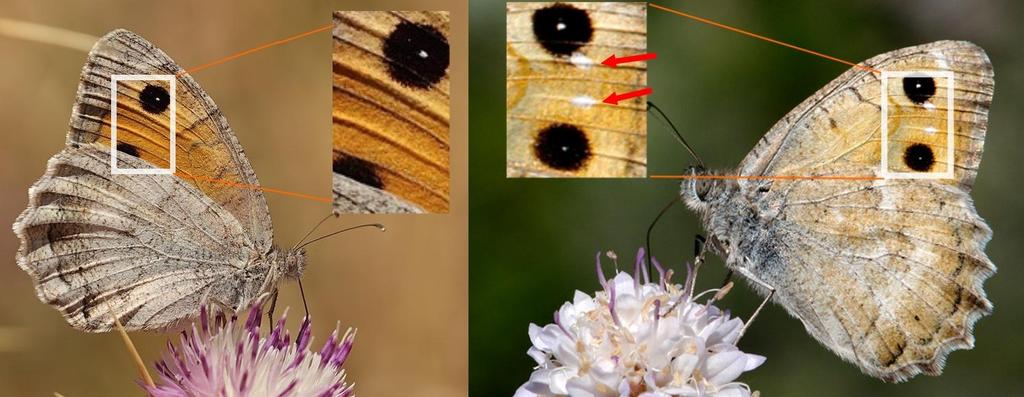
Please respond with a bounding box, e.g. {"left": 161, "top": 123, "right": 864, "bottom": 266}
{"left": 139, "top": 84, "right": 170, "bottom": 113}
{"left": 333, "top": 154, "right": 384, "bottom": 189}
{"left": 903, "top": 143, "right": 935, "bottom": 172}
{"left": 684, "top": 166, "right": 713, "bottom": 202}
{"left": 902, "top": 76, "right": 936, "bottom": 105}
{"left": 694, "top": 179, "right": 713, "bottom": 201}
{"left": 382, "top": 20, "right": 449, "bottom": 89}
{"left": 531, "top": 3, "right": 593, "bottom": 57}
{"left": 533, "top": 123, "right": 592, "bottom": 171}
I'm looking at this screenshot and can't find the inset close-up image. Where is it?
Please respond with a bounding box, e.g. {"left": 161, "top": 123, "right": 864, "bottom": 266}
{"left": 333, "top": 10, "right": 451, "bottom": 213}
{"left": 506, "top": 2, "right": 647, "bottom": 178}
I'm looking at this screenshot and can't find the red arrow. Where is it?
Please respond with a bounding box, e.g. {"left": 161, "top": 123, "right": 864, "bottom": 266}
{"left": 601, "top": 52, "right": 657, "bottom": 67}
{"left": 603, "top": 87, "right": 652, "bottom": 105}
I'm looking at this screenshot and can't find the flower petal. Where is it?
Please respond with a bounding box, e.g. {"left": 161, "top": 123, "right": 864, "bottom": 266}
{"left": 703, "top": 350, "right": 748, "bottom": 385}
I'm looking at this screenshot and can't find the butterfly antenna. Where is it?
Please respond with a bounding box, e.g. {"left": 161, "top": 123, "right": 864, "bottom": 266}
{"left": 647, "top": 101, "right": 705, "bottom": 169}
{"left": 292, "top": 213, "right": 335, "bottom": 250}
{"left": 298, "top": 279, "right": 309, "bottom": 319}
{"left": 296, "top": 223, "right": 386, "bottom": 250}
{"left": 645, "top": 195, "right": 679, "bottom": 275}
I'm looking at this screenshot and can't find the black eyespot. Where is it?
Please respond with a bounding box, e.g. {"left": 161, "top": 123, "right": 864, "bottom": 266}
{"left": 533, "top": 123, "right": 591, "bottom": 171}
{"left": 902, "top": 76, "right": 936, "bottom": 105}
{"left": 116, "top": 142, "right": 140, "bottom": 157}
{"left": 333, "top": 154, "right": 384, "bottom": 189}
{"left": 531, "top": 3, "right": 593, "bottom": 57}
{"left": 139, "top": 84, "right": 170, "bottom": 113}
{"left": 382, "top": 21, "right": 449, "bottom": 89}
{"left": 903, "top": 143, "right": 935, "bottom": 172}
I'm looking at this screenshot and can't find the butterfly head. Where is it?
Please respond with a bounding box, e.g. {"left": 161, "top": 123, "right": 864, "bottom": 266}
{"left": 680, "top": 166, "right": 722, "bottom": 214}
{"left": 273, "top": 248, "right": 307, "bottom": 279}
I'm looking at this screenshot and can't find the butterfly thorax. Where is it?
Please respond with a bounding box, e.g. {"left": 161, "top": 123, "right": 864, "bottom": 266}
{"left": 268, "top": 247, "right": 307, "bottom": 280}
{"left": 681, "top": 168, "right": 764, "bottom": 263}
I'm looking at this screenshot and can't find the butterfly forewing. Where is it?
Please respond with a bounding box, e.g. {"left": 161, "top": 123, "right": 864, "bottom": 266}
{"left": 68, "top": 30, "right": 273, "bottom": 242}
{"left": 738, "top": 41, "right": 992, "bottom": 190}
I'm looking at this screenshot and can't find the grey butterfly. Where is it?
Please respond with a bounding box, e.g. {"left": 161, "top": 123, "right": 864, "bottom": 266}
{"left": 13, "top": 30, "right": 305, "bottom": 332}
{"left": 681, "top": 41, "right": 995, "bottom": 382}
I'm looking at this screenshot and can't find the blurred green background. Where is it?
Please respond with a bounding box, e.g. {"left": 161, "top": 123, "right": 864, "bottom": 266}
{"left": 471, "top": 1, "right": 1023, "bottom": 396}
{"left": 0, "top": 1, "right": 467, "bottom": 395}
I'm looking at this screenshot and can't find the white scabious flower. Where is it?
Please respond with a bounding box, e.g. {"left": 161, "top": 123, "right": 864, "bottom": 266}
{"left": 515, "top": 249, "right": 765, "bottom": 397}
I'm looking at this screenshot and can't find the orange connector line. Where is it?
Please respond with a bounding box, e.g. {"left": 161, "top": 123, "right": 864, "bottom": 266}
{"left": 179, "top": 23, "right": 331, "bottom": 76}
{"left": 176, "top": 172, "right": 332, "bottom": 203}
{"left": 647, "top": 3, "right": 881, "bottom": 74}
{"left": 649, "top": 175, "right": 882, "bottom": 181}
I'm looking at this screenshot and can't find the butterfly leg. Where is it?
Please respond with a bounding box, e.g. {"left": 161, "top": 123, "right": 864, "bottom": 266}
{"left": 688, "top": 234, "right": 709, "bottom": 284}
{"left": 738, "top": 272, "right": 776, "bottom": 339}
{"left": 719, "top": 270, "right": 734, "bottom": 290}
{"left": 267, "top": 288, "right": 280, "bottom": 325}
{"left": 199, "top": 288, "right": 237, "bottom": 316}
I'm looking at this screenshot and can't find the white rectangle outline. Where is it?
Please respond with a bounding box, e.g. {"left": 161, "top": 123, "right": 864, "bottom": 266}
{"left": 110, "top": 74, "right": 175, "bottom": 175}
{"left": 880, "top": 70, "right": 954, "bottom": 179}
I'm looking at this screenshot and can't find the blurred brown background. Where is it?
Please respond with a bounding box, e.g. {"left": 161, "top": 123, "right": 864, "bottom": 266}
{"left": 0, "top": 1, "right": 467, "bottom": 396}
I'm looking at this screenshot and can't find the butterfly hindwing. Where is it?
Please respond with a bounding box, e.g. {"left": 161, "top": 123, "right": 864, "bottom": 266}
{"left": 14, "top": 144, "right": 263, "bottom": 331}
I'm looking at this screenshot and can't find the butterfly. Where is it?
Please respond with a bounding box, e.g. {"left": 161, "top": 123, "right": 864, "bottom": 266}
{"left": 681, "top": 40, "right": 995, "bottom": 382}
{"left": 332, "top": 11, "right": 451, "bottom": 214}
{"left": 506, "top": 2, "right": 647, "bottom": 178}
{"left": 12, "top": 30, "right": 305, "bottom": 332}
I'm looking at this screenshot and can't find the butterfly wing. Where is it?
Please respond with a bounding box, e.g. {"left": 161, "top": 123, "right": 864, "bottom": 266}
{"left": 13, "top": 30, "right": 275, "bottom": 331}
{"left": 332, "top": 172, "right": 424, "bottom": 213}
{"left": 727, "top": 41, "right": 994, "bottom": 381}
{"left": 14, "top": 145, "right": 270, "bottom": 331}
{"left": 506, "top": 2, "right": 647, "bottom": 178}
{"left": 738, "top": 41, "right": 990, "bottom": 190}
{"left": 332, "top": 11, "right": 449, "bottom": 213}
{"left": 68, "top": 29, "right": 273, "bottom": 242}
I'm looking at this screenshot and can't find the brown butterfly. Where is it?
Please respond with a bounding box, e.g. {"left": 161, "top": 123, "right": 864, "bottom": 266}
{"left": 332, "top": 11, "right": 451, "bottom": 213}
{"left": 13, "top": 30, "right": 304, "bottom": 331}
{"left": 682, "top": 41, "right": 995, "bottom": 382}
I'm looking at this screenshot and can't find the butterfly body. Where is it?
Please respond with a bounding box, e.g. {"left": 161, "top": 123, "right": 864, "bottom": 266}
{"left": 13, "top": 30, "right": 301, "bottom": 332}
{"left": 681, "top": 41, "right": 995, "bottom": 382}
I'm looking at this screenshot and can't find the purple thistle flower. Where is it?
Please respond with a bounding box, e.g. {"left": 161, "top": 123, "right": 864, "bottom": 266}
{"left": 145, "top": 304, "right": 356, "bottom": 397}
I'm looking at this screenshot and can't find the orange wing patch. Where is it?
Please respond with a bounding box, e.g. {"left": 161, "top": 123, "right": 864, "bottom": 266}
{"left": 332, "top": 11, "right": 451, "bottom": 213}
